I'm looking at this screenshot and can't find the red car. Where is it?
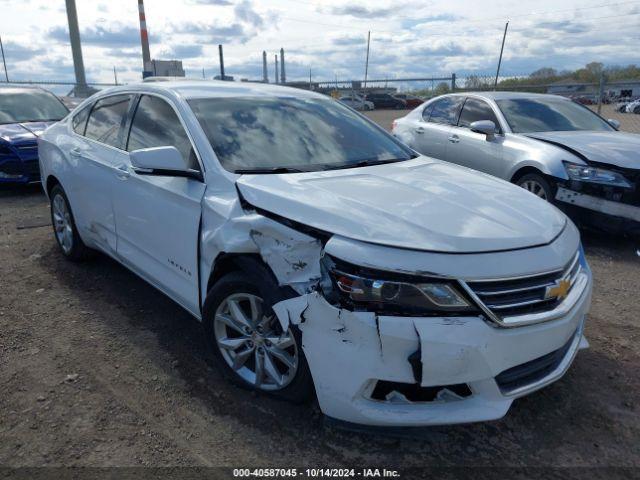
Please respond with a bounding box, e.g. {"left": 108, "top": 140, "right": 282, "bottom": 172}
{"left": 393, "top": 94, "right": 424, "bottom": 109}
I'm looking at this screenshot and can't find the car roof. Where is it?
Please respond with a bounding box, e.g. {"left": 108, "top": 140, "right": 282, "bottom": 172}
{"left": 0, "top": 85, "right": 50, "bottom": 95}
{"left": 445, "top": 91, "right": 569, "bottom": 101}
{"left": 97, "top": 80, "right": 325, "bottom": 101}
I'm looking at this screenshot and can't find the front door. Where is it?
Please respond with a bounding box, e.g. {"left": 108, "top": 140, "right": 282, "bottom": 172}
{"left": 112, "top": 94, "right": 205, "bottom": 316}
{"left": 445, "top": 97, "right": 505, "bottom": 178}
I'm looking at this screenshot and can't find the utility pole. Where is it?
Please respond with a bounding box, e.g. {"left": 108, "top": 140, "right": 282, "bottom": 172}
{"left": 113, "top": 66, "right": 118, "bottom": 85}
{"left": 275, "top": 54, "right": 279, "bottom": 84}
{"left": 494, "top": 21, "right": 509, "bottom": 90}
{"left": 363, "top": 30, "right": 370, "bottom": 108}
{"left": 280, "top": 47, "right": 286, "bottom": 84}
{"left": 309, "top": 68, "right": 312, "bottom": 90}
{"left": 597, "top": 70, "right": 606, "bottom": 115}
{"left": 65, "top": 0, "right": 88, "bottom": 95}
{"left": 0, "top": 35, "right": 8, "bottom": 82}
{"left": 262, "top": 51, "right": 268, "bottom": 83}
{"left": 218, "top": 44, "right": 226, "bottom": 80}
{"left": 202, "top": 67, "right": 205, "bottom": 79}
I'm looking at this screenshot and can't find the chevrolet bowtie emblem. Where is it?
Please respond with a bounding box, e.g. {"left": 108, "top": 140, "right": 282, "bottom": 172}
{"left": 545, "top": 278, "right": 571, "bottom": 300}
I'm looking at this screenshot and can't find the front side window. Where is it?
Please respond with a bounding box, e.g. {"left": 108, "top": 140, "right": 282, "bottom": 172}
{"left": 84, "top": 95, "right": 132, "bottom": 148}
{"left": 188, "top": 96, "right": 414, "bottom": 173}
{"left": 458, "top": 98, "right": 501, "bottom": 131}
{"left": 428, "top": 97, "right": 464, "bottom": 125}
{"left": 127, "top": 95, "right": 197, "bottom": 169}
{"left": 496, "top": 98, "right": 614, "bottom": 133}
{"left": 0, "top": 88, "right": 68, "bottom": 125}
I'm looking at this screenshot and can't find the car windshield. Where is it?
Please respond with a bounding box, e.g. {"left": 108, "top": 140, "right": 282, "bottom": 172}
{"left": 496, "top": 98, "right": 614, "bottom": 133}
{"left": 0, "top": 89, "right": 69, "bottom": 125}
{"left": 188, "top": 96, "right": 414, "bottom": 173}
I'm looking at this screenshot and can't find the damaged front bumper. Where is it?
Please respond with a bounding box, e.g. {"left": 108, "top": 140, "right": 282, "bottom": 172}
{"left": 273, "top": 281, "right": 591, "bottom": 427}
{"left": 555, "top": 185, "right": 640, "bottom": 235}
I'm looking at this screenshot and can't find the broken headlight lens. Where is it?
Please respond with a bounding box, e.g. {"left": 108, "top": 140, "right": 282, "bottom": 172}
{"left": 320, "top": 256, "right": 477, "bottom": 316}
{"left": 563, "top": 162, "right": 632, "bottom": 188}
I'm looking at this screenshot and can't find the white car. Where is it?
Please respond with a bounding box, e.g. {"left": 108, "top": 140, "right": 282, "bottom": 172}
{"left": 625, "top": 99, "right": 640, "bottom": 114}
{"left": 338, "top": 94, "right": 374, "bottom": 111}
{"left": 39, "top": 81, "right": 592, "bottom": 427}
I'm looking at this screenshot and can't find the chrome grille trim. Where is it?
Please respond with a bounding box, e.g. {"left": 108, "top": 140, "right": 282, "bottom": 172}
{"left": 460, "top": 252, "right": 587, "bottom": 328}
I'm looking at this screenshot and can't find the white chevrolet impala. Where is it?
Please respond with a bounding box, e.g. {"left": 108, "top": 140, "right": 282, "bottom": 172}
{"left": 38, "top": 81, "right": 592, "bottom": 427}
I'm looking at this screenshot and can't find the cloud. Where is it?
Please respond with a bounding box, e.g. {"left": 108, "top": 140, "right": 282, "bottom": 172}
{"left": 534, "top": 20, "right": 589, "bottom": 34}
{"left": 330, "top": 5, "right": 396, "bottom": 19}
{"left": 0, "top": 41, "right": 45, "bottom": 62}
{"left": 190, "top": 0, "right": 233, "bottom": 4}
{"left": 234, "top": 0, "right": 264, "bottom": 28}
{"left": 160, "top": 44, "right": 204, "bottom": 59}
{"left": 331, "top": 35, "right": 367, "bottom": 46}
{"left": 48, "top": 24, "right": 148, "bottom": 48}
{"left": 402, "top": 14, "right": 463, "bottom": 29}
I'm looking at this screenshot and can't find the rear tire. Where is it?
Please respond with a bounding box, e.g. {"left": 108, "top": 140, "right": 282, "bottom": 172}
{"left": 516, "top": 173, "right": 555, "bottom": 202}
{"left": 202, "top": 264, "right": 314, "bottom": 403}
{"left": 49, "top": 184, "right": 93, "bottom": 261}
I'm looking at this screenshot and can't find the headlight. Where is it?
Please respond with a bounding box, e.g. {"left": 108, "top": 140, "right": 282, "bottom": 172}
{"left": 563, "top": 162, "right": 632, "bottom": 188}
{"left": 320, "top": 256, "right": 478, "bottom": 316}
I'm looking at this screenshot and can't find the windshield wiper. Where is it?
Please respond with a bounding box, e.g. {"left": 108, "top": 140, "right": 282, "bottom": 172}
{"left": 234, "top": 166, "right": 308, "bottom": 174}
{"left": 320, "top": 156, "right": 416, "bottom": 171}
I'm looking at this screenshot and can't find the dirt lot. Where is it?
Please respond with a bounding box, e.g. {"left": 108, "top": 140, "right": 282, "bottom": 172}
{"left": 1, "top": 116, "right": 639, "bottom": 475}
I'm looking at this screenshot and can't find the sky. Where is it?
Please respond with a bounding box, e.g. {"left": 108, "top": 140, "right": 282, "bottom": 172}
{"left": 0, "top": 0, "right": 639, "bottom": 92}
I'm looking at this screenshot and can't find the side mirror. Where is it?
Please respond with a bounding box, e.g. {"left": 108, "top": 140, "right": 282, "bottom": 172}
{"left": 470, "top": 120, "right": 497, "bottom": 138}
{"left": 607, "top": 119, "right": 620, "bottom": 130}
{"left": 129, "top": 146, "right": 202, "bottom": 181}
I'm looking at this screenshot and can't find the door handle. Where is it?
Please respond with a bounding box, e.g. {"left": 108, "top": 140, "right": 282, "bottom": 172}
{"left": 415, "top": 127, "right": 425, "bottom": 134}
{"left": 115, "top": 164, "right": 130, "bottom": 179}
{"left": 448, "top": 135, "right": 460, "bottom": 143}
{"left": 70, "top": 147, "right": 82, "bottom": 157}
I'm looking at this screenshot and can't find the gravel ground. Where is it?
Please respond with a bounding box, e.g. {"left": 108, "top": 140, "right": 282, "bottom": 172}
{"left": 1, "top": 115, "right": 639, "bottom": 475}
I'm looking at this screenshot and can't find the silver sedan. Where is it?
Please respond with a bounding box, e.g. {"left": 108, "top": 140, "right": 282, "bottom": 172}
{"left": 392, "top": 92, "right": 640, "bottom": 234}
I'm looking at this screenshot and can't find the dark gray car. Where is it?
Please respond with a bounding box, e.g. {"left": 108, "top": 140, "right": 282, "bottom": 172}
{"left": 393, "top": 92, "right": 640, "bottom": 234}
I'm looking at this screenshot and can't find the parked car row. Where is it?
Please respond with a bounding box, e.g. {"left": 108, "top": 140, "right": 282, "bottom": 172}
{"left": 338, "top": 92, "right": 425, "bottom": 110}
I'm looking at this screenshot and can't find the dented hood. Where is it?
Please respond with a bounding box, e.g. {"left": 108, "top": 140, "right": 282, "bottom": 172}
{"left": 236, "top": 157, "right": 567, "bottom": 253}
{"left": 525, "top": 131, "right": 640, "bottom": 169}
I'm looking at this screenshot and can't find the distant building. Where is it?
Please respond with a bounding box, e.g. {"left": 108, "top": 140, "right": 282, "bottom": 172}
{"left": 547, "top": 78, "right": 640, "bottom": 99}
{"left": 144, "top": 60, "right": 185, "bottom": 78}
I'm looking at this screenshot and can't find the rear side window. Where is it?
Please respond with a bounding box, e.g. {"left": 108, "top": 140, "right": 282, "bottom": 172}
{"left": 72, "top": 105, "right": 91, "bottom": 135}
{"left": 126, "top": 95, "right": 198, "bottom": 169}
{"left": 458, "top": 98, "right": 501, "bottom": 131}
{"left": 84, "top": 95, "right": 132, "bottom": 148}
{"left": 421, "top": 103, "right": 434, "bottom": 121}
{"left": 428, "top": 97, "right": 464, "bottom": 125}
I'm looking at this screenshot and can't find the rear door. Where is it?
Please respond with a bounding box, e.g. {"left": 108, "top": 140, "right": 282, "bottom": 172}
{"left": 412, "top": 97, "right": 464, "bottom": 159}
{"left": 112, "top": 93, "right": 205, "bottom": 315}
{"left": 446, "top": 97, "right": 505, "bottom": 177}
{"left": 68, "top": 94, "right": 133, "bottom": 254}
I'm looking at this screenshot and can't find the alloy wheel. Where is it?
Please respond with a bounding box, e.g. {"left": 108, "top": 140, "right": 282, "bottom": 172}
{"left": 52, "top": 193, "right": 74, "bottom": 254}
{"left": 213, "top": 293, "right": 298, "bottom": 391}
{"left": 520, "top": 179, "right": 548, "bottom": 200}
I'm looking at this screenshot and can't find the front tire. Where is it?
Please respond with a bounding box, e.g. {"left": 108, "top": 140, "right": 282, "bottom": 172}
{"left": 516, "top": 173, "right": 555, "bottom": 202}
{"left": 203, "top": 267, "right": 314, "bottom": 403}
{"left": 49, "top": 184, "right": 92, "bottom": 261}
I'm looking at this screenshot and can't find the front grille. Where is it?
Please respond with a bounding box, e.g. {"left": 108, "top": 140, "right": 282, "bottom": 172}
{"left": 466, "top": 253, "right": 581, "bottom": 319}
{"left": 495, "top": 328, "right": 576, "bottom": 394}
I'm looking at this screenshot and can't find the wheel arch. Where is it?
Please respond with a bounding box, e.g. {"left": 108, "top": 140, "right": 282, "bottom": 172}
{"left": 206, "top": 252, "right": 279, "bottom": 296}
{"left": 45, "top": 174, "right": 61, "bottom": 199}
